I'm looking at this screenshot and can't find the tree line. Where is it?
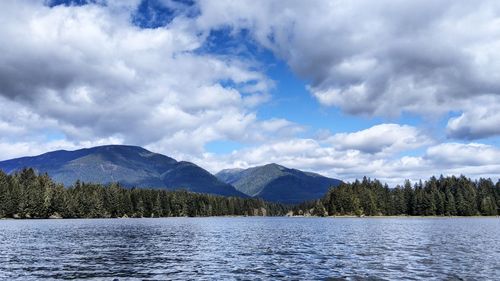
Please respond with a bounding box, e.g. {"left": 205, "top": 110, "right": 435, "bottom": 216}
{"left": 0, "top": 168, "right": 287, "bottom": 219}
{"left": 1, "top": 168, "right": 499, "bottom": 218}
{"left": 293, "top": 176, "right": 500, "bottom": 216}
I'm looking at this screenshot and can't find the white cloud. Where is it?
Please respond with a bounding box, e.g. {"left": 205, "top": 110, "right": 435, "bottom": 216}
{"left": 196, "top": 0, "right": 500, "bottom": 135}
{"left": 447, "top": 103, "right": 500, "bottom": 139}
{"left": 327, "top": 124, "right": 432, "bottom": 154}
{"left": 193, "top": 125, "right": 499, "bottom": 185}
{"left": 0, "top": 1, "right": 499, "bottom": 185}
{"left": 425, "top": 143, "right": 500, "bottom": 167}
{"left": 0, "top": 0, "right": 283, "bottom": 159}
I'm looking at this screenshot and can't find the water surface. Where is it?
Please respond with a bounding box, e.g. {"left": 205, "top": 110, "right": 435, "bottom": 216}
{"left": 0, "top": 217, "right": 498, "bottom": 280}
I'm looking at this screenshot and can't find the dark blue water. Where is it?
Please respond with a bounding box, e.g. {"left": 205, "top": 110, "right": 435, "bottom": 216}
{"left": 0, "top": 217, "right": 498, "bottom": 280}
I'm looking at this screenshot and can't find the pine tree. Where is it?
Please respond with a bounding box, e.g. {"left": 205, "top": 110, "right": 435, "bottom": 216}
{"left": 312, "top": 200, "right": 327, "bottom": 217}
{"left": 153, "top": 194, "right": 162, "bottom": 217}
{"left": 480, "top": 197, "right": 497, "bottom": 215}
{"left": 445, "top": 190, "right": 456, "bottom": 216}
{"left": 0, "top": 171, "right": 8, "bottom": 217}
{"left": 1, "top": 170, "right": 498, "bottom": 219}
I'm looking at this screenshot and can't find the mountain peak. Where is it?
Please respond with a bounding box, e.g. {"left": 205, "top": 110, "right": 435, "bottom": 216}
{"left": 87, "top": 144, "right": 147, "bottom": 150}
{"left": 216, "top": 163, "right": 342, "bottom": 203}
{"left": 262, "top": 163, "right": 285, "bottom": 170}
{"left": 0, "top": 145, "right": 245, "bottom": 197}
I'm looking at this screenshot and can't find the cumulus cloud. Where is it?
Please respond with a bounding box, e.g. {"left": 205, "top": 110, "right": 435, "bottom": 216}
{"left": 186, "top": 123, "right": 498, "bottom": 185}
{"left": 0, "top": 0, "right": 288, "bottom": 159}
{"left": 425, "top": 142, "right": 500, "bottom": 167}
{"left": 447, "top": 103, "right": 500, "bottom": 139}
{"left": 327, "top": 124, "right": 432, "bottom": 154}
{"left": 196, "top": 0, "right": 500, "bottom": 133}
{"left": 1, "top": 0, "right": 499, "bottom": 184}
{"left": 197, "top": 138, "right": 500, "bottom": 186}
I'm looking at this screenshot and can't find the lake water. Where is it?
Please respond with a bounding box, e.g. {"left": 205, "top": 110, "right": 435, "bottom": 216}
{"left": 0, "top": 217, "right": 498, "bottom": 280}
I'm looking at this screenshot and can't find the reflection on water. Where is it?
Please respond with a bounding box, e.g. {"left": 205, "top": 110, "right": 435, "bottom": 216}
{"left": 0, "top": 217, "right": 499, "bottom": 280}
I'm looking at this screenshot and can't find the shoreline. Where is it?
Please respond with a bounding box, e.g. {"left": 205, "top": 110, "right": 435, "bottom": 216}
{"left": 290, "top": 215, "right": 500, "bottom": 218}
{"left": 1, "top": 215, "right": 498, "bottom": 220}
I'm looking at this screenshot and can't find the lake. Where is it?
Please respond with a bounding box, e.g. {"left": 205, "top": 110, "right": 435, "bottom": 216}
{"left": 0, "top": 217, "right": 498, "bottom": 280}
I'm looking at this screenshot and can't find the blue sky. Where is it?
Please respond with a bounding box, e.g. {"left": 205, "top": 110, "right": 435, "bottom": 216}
{"left": 0, "top": 0, "right": 500, "bottom": 184}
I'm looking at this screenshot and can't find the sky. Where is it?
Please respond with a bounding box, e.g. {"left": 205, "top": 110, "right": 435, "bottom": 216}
{"left": 1, "top": 0, "right": 500, "bottom": 185}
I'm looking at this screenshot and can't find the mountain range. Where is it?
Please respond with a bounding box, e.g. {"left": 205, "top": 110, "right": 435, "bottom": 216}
{"left": 0, "top": 145, "right": 244, "bottom": 197}
{"left": 216, "top": 164, "right": 342, "bottom": 204}
{"left": 0, "top": 145, "right": 341, "bottom": 203}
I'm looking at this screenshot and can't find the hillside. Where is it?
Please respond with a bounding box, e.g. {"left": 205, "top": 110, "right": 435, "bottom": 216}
{"left": 216, "top": 163, "right": 341, "bottom": 204}
{"left": 0, "top": 145, "right": 245, "bottom": 197}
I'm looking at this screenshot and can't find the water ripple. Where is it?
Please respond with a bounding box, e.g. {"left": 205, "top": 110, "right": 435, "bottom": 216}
{"left": 0, "top": 217, "right": 499, "bottom": 280}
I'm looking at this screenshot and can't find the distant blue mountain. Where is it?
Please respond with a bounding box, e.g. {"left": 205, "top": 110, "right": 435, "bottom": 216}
{"left": 0, "top": 145, "right": 245, "bottom": 197}
{"left": 216, "top": 163, "right": 342, "bottom": 204}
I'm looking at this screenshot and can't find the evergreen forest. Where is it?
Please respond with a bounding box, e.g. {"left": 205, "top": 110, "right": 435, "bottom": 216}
{"left": 294, "top": 176, "right": 499, "bottom": 216}
{"left": 0, "top": 168, "right": 286, "bottom": 218}
{"left": 0, "top": 168, "right": 498, "bottom": 218}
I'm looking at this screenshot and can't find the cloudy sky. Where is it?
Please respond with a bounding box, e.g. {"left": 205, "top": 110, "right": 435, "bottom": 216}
{"left": 1, "top": 0, "right": 499, "bottom": 184}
